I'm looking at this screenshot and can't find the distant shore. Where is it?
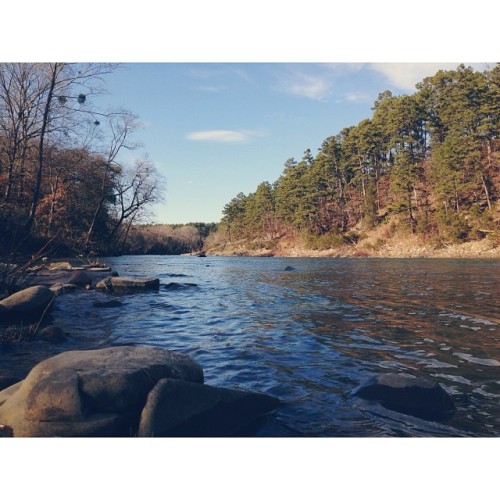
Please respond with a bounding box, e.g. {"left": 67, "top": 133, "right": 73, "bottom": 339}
{"left": 206, "top": 236, "right": 500, "bottom": 259}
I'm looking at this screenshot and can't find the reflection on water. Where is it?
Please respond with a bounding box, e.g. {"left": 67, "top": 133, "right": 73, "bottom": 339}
{"left": 1, "top": 256, "right": 499, "bottom": 436}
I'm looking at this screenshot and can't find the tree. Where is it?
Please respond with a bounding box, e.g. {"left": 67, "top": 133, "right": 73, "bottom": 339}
{"left": 0, "top": 63, "right": 116, "bottom": 238}
{"left": 221, "top": 192, "right": 248, "bottom": 241}
{"left": 274, "top": 152, "right": 313, "bottom": 231}
{"left": 84, "top": 110, "right": 141, "bottom": 247}
{"left": 109, "top": 157, "right": 161, "bottom": 244}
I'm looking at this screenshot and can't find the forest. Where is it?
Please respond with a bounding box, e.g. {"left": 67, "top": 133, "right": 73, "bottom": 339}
{"left": 211, "top": 64, "right": 500, "bottom": 253}
{"left": 0, "top": 63, "right": 163, "bottom": 258}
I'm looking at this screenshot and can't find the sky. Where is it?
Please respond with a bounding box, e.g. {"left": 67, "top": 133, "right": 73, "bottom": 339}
{"left": 3, "top": 2, "right": 495, "bottom": 227}
{"left": 95, "top": 62, "right": 491, "bottom": 224}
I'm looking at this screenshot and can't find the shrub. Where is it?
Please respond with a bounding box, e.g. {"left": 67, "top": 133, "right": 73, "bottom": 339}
{"left": 303, "top": 232, "right": 345, "bottom": 250}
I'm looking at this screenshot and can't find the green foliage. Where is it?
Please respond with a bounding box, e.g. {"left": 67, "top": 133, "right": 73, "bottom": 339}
{"left": 191, "top": 65, "right": 500, "bottom": 249}
{"left": 302, "top": 231, "right": 345, "bottom": 251}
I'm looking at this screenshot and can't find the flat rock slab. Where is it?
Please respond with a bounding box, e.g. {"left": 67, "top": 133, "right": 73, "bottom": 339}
{"left": 353, "top": 373, "right": 455, "bottom": 422}
{"left": 0, "top": 346, "right": 204, "bottom": 437}
{"left": 138, "top": 378, "right": 280, "bottom": 437}
{"left": 31, "top": 270, "right": 92, "bottom": 288}
{"left": 96, "top": 276, "right": 160, "bottom": 294}
{"left": 47, "top": 261, "right": 73, "bottom": 270}
{"left": 0, "top": 285, "right": 55, "bottom": 320}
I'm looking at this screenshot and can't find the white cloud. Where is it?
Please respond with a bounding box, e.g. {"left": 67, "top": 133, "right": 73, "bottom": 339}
{"left": 370, "top": 63, "right": 490, "bottom": 91}
{"left": 195, "top": 84, "right": 227, "bottom": 93}
{"left": 278, "top": 71, "right": 332, "bottom": 100}
{"left": 343, "top": 91, "right": 370, "bottom": 102}
{"left": 186, "top": 129, "right": 265, "bottom": 143}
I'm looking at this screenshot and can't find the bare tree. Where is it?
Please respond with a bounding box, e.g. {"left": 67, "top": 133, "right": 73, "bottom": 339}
{"left": 84, "top": 110, "right": 142, "bottom": 246}
{"left": 108, "top": 157, "right": 161, "bottom": 242}
{"left": 0, "top": 63, "right": 116, "bottom": 233}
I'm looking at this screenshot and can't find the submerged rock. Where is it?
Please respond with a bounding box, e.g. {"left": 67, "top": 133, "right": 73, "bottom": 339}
{"left": 138, "top": 378, "right": 280, "bottom": 437}
{"left": 65, "top": 270, "right": 92, "bottom": 287}
{"left": 92, "top": 299, "right": 124, "bottom": 308}
{"left": 0, "top": 285, "right": 55, "bottom": 320}
{"left": 49, "top": 283, "right": 79, "bottom": 295}
{"left": 96, "top": 276, "right": 160, "bottom": 294}
{"left": 0, "top": 346, "right": 204, "bottom": 437}
{"left": 164, "top": 282, "right": 198, "bottom": 290}
{"left": 36, "top": 325, "right": 67, "bottom": 344}
{"left": 352, "top": 373, "right": 455, "bottom": 422}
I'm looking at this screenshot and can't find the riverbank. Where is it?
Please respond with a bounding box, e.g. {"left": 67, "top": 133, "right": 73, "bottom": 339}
{"left": 206, "top": 232, "right": 500, "bottom": 259}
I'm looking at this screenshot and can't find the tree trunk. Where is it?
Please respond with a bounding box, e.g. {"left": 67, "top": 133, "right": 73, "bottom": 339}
{"left": 25, "top": 63, "right": 61, "bottom": 233}
{"left": 46, "top": 172, "right": 60, "bottom": 237}
{"left": 480, "top": 173, "right": 492, "bottom": 210}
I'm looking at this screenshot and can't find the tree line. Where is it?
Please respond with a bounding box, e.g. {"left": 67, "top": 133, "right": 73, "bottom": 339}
{"left": 122, "top": 222, "right": 218, "bottom": 255}
{"left": 0, "top": 63, "right": 161, "bottom": 257}
{"left": 215, "top": 64, "right": 500, "bottom": 250}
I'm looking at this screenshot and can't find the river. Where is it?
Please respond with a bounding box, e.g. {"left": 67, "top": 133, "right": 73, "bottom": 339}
{"left": 1, "top": 256, "right": 499, "bottom": 437}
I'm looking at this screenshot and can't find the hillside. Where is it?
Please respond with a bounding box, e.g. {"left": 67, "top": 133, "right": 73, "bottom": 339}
{"left": 208, "top": 64, "right": 500, "bottom": 258}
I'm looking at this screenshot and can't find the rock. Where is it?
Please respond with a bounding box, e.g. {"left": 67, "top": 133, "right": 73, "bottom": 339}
{"left": 138, "top": 378, "right": 280, "bottom": 437}
{"left": 49, "top": 283, "right": 79, "bottom": 295}
{"left": 92, "top": 299, "right": 124, "bottom": 308}
{"left": 352, "top": 373, "right": 455, "bottom": 421}
{"left": 48, "top": 261, "right": 72, "bottom": 270}
{"left": 33, "top": 270, "right": 91, "bottom": 288}
{"left": 36, "top": 325, "right": 67, "bottom": 344}
{"left": 284, "top": 266, "right": 295, "bottom": 271}
{"left": 0, "top": 346, "right": 203, "bottom": 437}
{"left": 65, "top": 270, "right": 92, "bottom": 287}
{"left": 96, "top": 276, "right": 160, "bottom": 294}
{"left": 0, "top": 285, "right": 55, "bottom": 320}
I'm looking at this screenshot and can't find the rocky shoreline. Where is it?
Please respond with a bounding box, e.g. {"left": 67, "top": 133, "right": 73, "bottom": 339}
{"left": 206, "top": 234, "right": 500, "bottom": 259}
{"left": 0, "top": 260, "right": 282, "bottom": 436}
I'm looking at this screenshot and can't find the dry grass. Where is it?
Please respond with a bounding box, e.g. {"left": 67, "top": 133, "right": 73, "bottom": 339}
{"left": 0, "top": 323, "right": 38, "bottom": 344}
{"left": 209, "top": 220, "right": 500, "bottom": 259}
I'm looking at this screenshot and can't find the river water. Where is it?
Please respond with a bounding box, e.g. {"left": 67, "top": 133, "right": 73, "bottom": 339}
{"left": 1, "top": 256, "right": 499, "bottom": 437}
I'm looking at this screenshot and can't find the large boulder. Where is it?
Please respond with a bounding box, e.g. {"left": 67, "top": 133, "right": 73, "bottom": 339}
{"left": 138, "top": 378, "right": 280, "bottom": 437}
{"left": 0, "top": 346, "right": 204, "bottom": 437}
{"left": 96, "top": 276, "right": 160, "bottom": 294}
{"left": 0, "top": 285, "right": 55, "bottom": 320}
{"left": 352, "top": 373, "right": 455, "bottom": 421}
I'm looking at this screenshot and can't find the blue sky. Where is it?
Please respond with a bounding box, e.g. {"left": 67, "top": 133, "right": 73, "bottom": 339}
{"left": 2, "top": 2, "right": 494, "bottom": 225}
{"left": 96, "top": 62, "right": 490, "bottom": 224}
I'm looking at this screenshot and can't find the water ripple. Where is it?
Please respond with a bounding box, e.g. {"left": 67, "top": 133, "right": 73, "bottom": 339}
{"left": 1, "top": 256, "right": 499, "bottom": 437}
